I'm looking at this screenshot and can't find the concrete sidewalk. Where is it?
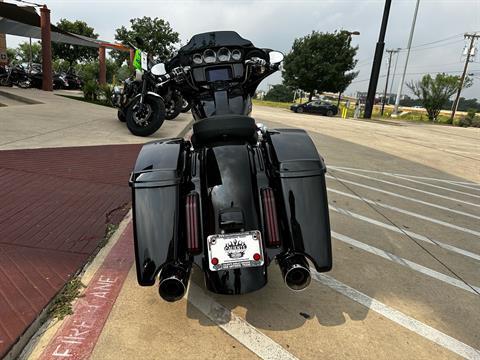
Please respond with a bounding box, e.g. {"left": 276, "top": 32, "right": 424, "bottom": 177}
{"left": 0, "top": 88, "right": 189, "bottom": 150}
{"left": 0, "top": 88, "right": 192, "bottom": 359}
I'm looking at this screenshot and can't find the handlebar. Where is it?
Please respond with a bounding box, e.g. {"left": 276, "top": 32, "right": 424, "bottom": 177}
{"left": 155, "top": 66, "right": 191, "bottom": 84}
{"left": 245, "top": 57, "right": 267, "bottom": 67}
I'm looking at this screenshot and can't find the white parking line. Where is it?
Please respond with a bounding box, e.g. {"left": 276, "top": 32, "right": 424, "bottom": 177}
{"left": 326, "top": 175, "right": 480, "bottom": 221}
{"left": 328, "top": 188, "right": 480, "bottom": 238}
{"left": 384, "top": 173, "right": 480, "bottom": 199}
{"left": 331, "top": 231, "right": 480, "bottom": 295}
{"left": 329, "top": 166, "right": 480, "bottom": 190}
{"left": 329, "top": 168, "right": 480, "bottom": 209}
{"left": 313, "top": 273, "right": 480, "bottom": 360}
{"left": 187, "top": 282, "right": 299, "bottom": 360}
{"left": 330, "top": 205, "right": 480, "bottom": 262}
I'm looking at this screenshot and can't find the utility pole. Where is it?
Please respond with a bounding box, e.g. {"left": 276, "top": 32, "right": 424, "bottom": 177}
{"left": 388, "top": 48, "right": 401, "bottom": 104}
{"left": 393, "top": 0, "right": 420, "bottom": 115}
{"left": 381, "top": 49, "right": 399, "bottom": 115}
{"left": 450, "top": 33, "right": 479, "bottom": 120}
{"left": 364, "top": 0, "right": 392, "bottom": 119}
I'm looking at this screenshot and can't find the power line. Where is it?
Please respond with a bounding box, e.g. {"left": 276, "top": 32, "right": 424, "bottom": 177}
{"left": 350, "top": 69, "right": 480, "bottom": 85}
{"left": 402, "top": 39, "right": 465, "bottom": 53}
{"left": 400, "top": 32, "right": 464, "bottom": 50}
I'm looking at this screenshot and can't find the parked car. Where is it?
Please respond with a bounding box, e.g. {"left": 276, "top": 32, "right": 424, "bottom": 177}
{"left": 290, "top": 100, "right": 338, "bottom": 116}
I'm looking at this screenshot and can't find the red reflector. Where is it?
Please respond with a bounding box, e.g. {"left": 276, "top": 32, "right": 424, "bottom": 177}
{"left": 211, "top": 257, "right": 219, "bottom": 265}
{"left": 261, "top": 188, "right": 280, "bottom": 247}
{"left": 186, "top": 193, "right": 201, "bottom": 254}
{"left": 253, "top": 253, "right": 261, "bottom": 261}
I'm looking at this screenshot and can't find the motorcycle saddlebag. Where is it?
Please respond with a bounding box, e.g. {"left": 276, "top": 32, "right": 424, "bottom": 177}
{"left": 265, "top": 128, "right": 332, "bottom": 272}
{"left": 129, "top": 138, "right": 187, "bottom": 285}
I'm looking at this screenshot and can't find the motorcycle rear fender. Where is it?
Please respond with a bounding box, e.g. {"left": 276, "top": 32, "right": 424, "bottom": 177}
{"left": 265, "top": 128, "right": 332, "bottom": 272}
{"left": 198, "top": 144, "right": 268, "bottom": 294}
{"left": 129, "top": 138, "right": 188, "bottom": 285}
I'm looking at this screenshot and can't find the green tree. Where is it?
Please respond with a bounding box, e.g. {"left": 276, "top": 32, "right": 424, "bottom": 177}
{"left": 76, "top": 59, "right": 119, "bottom": 83}
{"left": 52, "top": 19, "right": 99, "bottom": 67}
{"left": 110, "top": 17, "right": 179, "bottom": 65}
{"left": 406, "top": 73, "right": 472, "bottom": 121}
{"left": 6, "top": 48, "right": 17, "bottom": 64}
{"left": 264, "top": 84, "right": 294, "bottom": 102}
{"left": 282, "top": 30, "right": 358, "bottom": 101}
{"left": 15, "top": 41, "right": 42, "bottom": 64}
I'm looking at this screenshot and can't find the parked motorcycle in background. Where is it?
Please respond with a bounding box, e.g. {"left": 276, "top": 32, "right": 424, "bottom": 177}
{"left": 112, "top": 44, "right": 166, "bottom": 136}
{"left": 0, "top": 64, "right": 31, "bottom": 88}
{"left": 130, "top": 31, "right": 332, "bottom": 302}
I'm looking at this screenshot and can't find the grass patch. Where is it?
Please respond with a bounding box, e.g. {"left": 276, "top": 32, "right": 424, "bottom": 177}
{"left": 253, "top": 99, "right": 292, "bottom": 109}
{"left": 98, "top": 223, "right": 119, "bottom": 249}
{"left": 57, "top": 94, "right": 114, "bottom": 108}
{"left": 48, "top": 278, "right": 85, "bottom": 320}
{"left": 47, "top": 222, "right": 119, "bottom": 320}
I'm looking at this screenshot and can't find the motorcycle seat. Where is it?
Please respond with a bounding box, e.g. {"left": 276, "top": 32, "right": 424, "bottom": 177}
{"left": 191, "top": 115, "right": 258, "bottom": 146}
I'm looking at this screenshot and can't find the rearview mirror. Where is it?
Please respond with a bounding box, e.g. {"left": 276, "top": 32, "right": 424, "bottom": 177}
{"left": 151, "top": 63, "right": 167, "bottom": 76}
{"left": 269, "top": 51, "right": 284, "bottom": 65}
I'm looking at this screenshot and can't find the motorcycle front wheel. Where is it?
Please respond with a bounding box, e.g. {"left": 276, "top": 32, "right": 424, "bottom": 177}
{"left": 0, "top": 78, "right": 13, "bottom": 87}
{"left": 126, "top": 96, "right": 166, "bottom": 137}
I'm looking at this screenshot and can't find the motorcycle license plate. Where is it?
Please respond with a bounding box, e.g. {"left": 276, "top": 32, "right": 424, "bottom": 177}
{"left": 207, "top": 231, "right": 264, "bottom": 271}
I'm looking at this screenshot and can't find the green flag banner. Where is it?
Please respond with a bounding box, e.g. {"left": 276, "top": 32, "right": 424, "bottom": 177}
{"left": 133, "top": 49, "right": 142, "bottom": 70}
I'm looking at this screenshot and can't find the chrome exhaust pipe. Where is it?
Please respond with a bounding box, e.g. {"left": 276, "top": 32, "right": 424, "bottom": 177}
{"left": 158, "top": 263, "right": 190, "bottom": 302}
{"left": 278, "top": 254, "right": 311, "bottom": 291}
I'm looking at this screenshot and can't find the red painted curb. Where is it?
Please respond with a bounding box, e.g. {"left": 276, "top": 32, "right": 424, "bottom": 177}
{"left": 38, "top": 221, "right": 134, "bottom": 360}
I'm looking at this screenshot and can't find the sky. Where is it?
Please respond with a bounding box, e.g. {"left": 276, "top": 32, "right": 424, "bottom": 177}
{"left": 5, "top": 0, "right": 480, "bottom": 99}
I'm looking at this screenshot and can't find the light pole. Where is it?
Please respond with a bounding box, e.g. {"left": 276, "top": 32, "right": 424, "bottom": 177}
{"left": 393, "top": 0, "right": 421, "bottom": 115}
{"left": 337, "top": 30, "right": 360, "bottom": 108}
{"left": 364, "top": 0, "right": 392, "bottom": 119}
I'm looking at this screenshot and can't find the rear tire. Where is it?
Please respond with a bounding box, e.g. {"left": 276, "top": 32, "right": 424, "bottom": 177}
{"left": 126, "top": 96, "right": 166, "bottom": 137}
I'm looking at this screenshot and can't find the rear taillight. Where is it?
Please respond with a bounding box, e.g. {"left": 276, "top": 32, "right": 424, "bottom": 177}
{"left": 186, "top": 192, "right": 201, "bottom": 254}
{"left": 261, "top": 188, "right": 280, "bottom": 247}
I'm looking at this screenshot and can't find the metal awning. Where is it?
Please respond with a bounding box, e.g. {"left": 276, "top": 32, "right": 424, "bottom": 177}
{"left": 0, "top": 2, "right": 117, "bottom": 48}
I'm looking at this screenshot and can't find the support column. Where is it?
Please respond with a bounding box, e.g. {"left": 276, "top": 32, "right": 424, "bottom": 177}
{"left": 129, "top": 48, "right": 135, "bottom": 69}
{"left": 99, "top": 46, "right": 106, "bottom": 85}
{"left": 40, "top": 5, "right": 53, "bottom": 91}
{"left": 0, "top": 0, "right": 7, "bottom": 67}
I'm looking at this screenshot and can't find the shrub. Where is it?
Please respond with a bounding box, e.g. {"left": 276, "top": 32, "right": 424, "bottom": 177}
{"left": 457, "top": 117, "right": 472, "bottom": 127}
{"left": 264, "top": 84, "right": 294, "bottom": 103}
{"left": 471, "top": 116, "right": 480, "bottom": 128}
{"left": 83, "top": 80, "right": 99, "bottom": 101}
{"left": 98, "top": 84, "right": 113, "bottom": 105}
{"left": 466, "top": 108, "right": 477, "bottom": 118}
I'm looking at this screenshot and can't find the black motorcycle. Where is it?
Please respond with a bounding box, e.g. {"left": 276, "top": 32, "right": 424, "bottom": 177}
{"left": 129, "top": 31, "right": 332, "bottom": 302}
{"left": 112, "top": 67, "right": 167, "bottom": 136}
{"left": 0, "top": 65, "right": 31, "bottom": 88}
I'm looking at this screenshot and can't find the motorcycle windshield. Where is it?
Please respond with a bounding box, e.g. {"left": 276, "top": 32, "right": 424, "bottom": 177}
{"left": 179, "top": 31, "right": 254, "bottom": 53}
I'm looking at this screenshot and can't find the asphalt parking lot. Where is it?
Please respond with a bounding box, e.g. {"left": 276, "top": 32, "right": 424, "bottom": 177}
{"left": 23, "top": 105, "right": 480, "bottom": 359}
